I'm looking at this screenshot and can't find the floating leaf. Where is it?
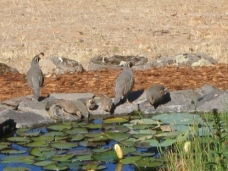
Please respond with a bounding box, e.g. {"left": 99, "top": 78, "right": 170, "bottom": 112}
{"left": 43, "top": 131, "right": 66, "bottom": 137}
{"left": 31, "top": 135, "right": 54, "bottom": 142}
{"left": 103, "top": 125, "right": 130, "bottom": 133}
{"left": 79, "top": 123, "right": 102, "bottom": 129}
{"left": 7, "top": 137, "right": 31, "bottom": 143}
{"left": 130, "top": 151, "right": 155, "bottom": 157}
{"left": 51, "top": 142, "right": 77, "bottom": 150}
{"left": 120, "top": 156, "right": 142, "bottom": 164}
{"left": 133, "top": 124, "right": 157, "bottom": 130}
{"left": 17, "top": 131, "right": 41, "bottom": 137}
{"left": 130, "top": 118, "right": 158, "bottom": 125}
{"left": 120, "top": 140, "right": 135, "bottom": 147}
{"left": 155, "top": 131, "right": 181, "bottom": 140}
{"left": 160, "top": 139, "right": 176, "bottom": 147}
{"left": 135, "top": 157, "right": 163, "bottom": 167}
{"left": 71, "top": 134, "right": 84, "bottom": 141}
{"left": 82, "top": 163, "right": 106, "bottom": 170}
{"left": 88, "top": 135, "right": 109, "bottom": 142}
{"left": 75, "top": 155, "right": 92, "bottom": 161}
{"left": 2, "top": 156, "right": 34, "bottom": 164}
{"left": 43, "top": 164, "right": 68, "bottom": 171}
{"left": 27, "top": 141, "right": 48, "bottom": 148}
{"left": 51, "top": 153, "right": 74, "bottom": 162}
{"left": 93, "top": 150, "right": 118, "bottom": 162}
{"left": 4, "top": 166, "right": 31, "bottom": 171}
{"left": 33, "top": 161, "right": 54, "bottom": 167}
{"left": 47, "top": 124, "right": 72, "bottom": 131}
{"left": 64, "top": 127, "right": 88, "bottom": 134}
{"left": 104, "top": 132, "right": 130, "bottom": 141}
{"left": 0, "top": 143, "right": 10, "bottom": 150}
{"left": 92, "top": 147, "right": 110, "bottom": 153}
{"left": 1, "top": 149, "right": 27, "bottom": 154}
{"left": 79, "top": 140, "right": 106, "bottom": 147}
{"left": 143, "top": 139, "right": 160, "bottom": 147}
{"left": 84, "top": 132, "right": 104, "bottom": 138}
{"left": 121, "top": 146, "right": 136, "bottom": 155}
{"left": 103, "top": 117, "right": 129, "bottom": 124}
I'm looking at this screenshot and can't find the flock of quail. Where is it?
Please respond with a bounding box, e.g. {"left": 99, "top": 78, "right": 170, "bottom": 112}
{"left": 26, "top": 53, "right": 168, "bottom": 115}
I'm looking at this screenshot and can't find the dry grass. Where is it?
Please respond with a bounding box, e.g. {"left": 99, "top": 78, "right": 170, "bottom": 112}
{"left": 0, "top": 0, "right": 228, "bottom": 73}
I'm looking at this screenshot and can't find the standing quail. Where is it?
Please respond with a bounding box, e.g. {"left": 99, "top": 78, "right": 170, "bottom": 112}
{"left": 146, "top": 83, "right": 168, "bottom": 106}
{"left": 56, "top": 99, "right": 82, "bottom": 118}
{"left": 114, "top": 61, "right": 134, "bottom": 106}
{"left": 26, "top": 53, "right": 44, "bottom": 100}
{"left": 97, "top": 93, "right": 113, "bottom": 113}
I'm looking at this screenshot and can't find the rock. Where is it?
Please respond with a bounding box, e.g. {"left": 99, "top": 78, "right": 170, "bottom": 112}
{"left": 88, "top": 55, "right": 148, "bottom": 71}
{"left": 1, "top": 96, "right": 30, "bottom": 108}
{"left": 149, "top": 53, "right": 217, "bottom": 68}
{"left": 40, "top": 57, "right": 84, "bottom": 75}
{"left": 0, "top": 109, "right": 53, "bottom": 128}
{"left": 18, "top": 99, "right": 50, "bottom": 118}
{"left": 0, "top": 63, "right": 18, "bottom": 74}
{"left": 48, "top": 93, "right": 95, "bottom": 101}
{"left": 73, "top": 100, "right": 90, "bottom": 118}
{"left": 196, "top": 92, "right": 228, "bottom": 113}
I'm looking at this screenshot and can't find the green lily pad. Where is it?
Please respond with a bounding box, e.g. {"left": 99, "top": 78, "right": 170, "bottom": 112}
{"left": 103, "top": 117, "right": 129, "bottom": 124}
{"left": 47, "top": 124, "right": 72, "bottom": 131}
{"left": 30, "top": 147, "right": 56, "bottom": 158}
{"left": 2, "top": 156, "right": 34, "bottom": 164}
{"left": 82, "top": 163, "right": 106, "bottom": 170}
{"left": 43, "top": 164, "right": 68, "bottom": 171}
{"left": 51, "top": 153, "right": 74, "bottom": 162}
{"left": 51, "top": 142, "right": 77, "bottom": 150}
{"left": 103, "top": 125, "right": 130, "bottom": 133}
{"left": 152, "top": 113, "right": 204, "bottom": 125}
{"left": 31, "top": 135, "right": 54, "bottom": 142}
{"left": 130, "top": 118, "right": 159, "bottom": 125}
{"left": 92, "top": 147, "right": 110, "bottom": 153}
{"left": 0, "top": 143, "right": 10, "bottom": 150}
{"left": 7, "top": 137, "right": 31, "bottom": 143}
{"left": 3, "top": 166, "right": 31, "bottom": 171}
{"left": 75, "top": 154, "right": 92, "bottom": 161}
{"left": 71, "top": 134, "right": 84, "bottom": 141}
{"left": 84, "top": 132, "right": 104, "bottom": 138}
{"left": 88, "top": 135, "right": 109, "bottom": 142}
{"left": 93, "top": 150, "right": 118, "bottom": 162}
{"left": 134, "top": 141, "right": 152, "bottom": 148}
{"left": 17, "top": 131, "right": 41, "bottom": 137}
{"left": 155, "top": 131, "right": 181, "bottom": 140}
{"left": 79, "top": 140, "right": 106, "bottom": 147}
{"left": 64, "top": 127, "right": 88, "bottom": 134}
{"left": 121, "top": 146, "right": 136, "bottom": 155}
{"left": 133, "top": 124, "right": 157, "bottom": 130}
{"left": 79, "top": 123, "right": 102, "bottom": 129}
{"left": 57, "top": 161, "right": 81, "bottom": 170}
{"left": 104, "top": 132, "right": 130, "bottom": 141}
{"left": 135, "top": 157, "right": 163, "bottom": 167}
{"left": 27, "top": 141, "right": 49, "bottom": 148}
{"left": 120, "top": 140, "right": 135, "bottom": 147}
{"left": 120, "top": 156, "right": 142, "bottom": 164}
{"left": 33, "top": 161, "right": 54, "bottom": 167}
{"left": 43, "top": 131, "right": 66, "bottom": 137}
{"left": 1, "top": 149, "right": 27, "bottom": 154}
{"left": 160, "top": 139, "right": 176, "bottom": 147}
{"left": 130, "top": 151, "right": 155, "bottom": 157}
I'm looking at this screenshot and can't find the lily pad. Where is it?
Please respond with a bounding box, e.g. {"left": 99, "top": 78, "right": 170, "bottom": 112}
{"left": 93, "top": 150, "right": 118, "bottom": 162}
{"left": 135, "top": 157, "right": 163, "bottom": 167}
{"left": 51, "top": 153, "right": 75, "bottom": 162}
{"left": 104, "top": 132, "right": 130, "bottom": 141}
{"left": 33, "top": 161, "right": 54, "bottom": 167}
{"left": 82, "top": 163, "right": 106, "bottom": 170}
{"left": 30, "top": 147, "right": 56, "bottom": 158}
{"left": 1, "top": 149, "right": 27, "bottom": 154}
{"left": 3, "top": 167, "right": 31, "bottom": 171}
{"left": 120, "top": 156, "right": 142, "bottom": 164}
{"left": 75, "top": 154, "right": 92, "bottom": 161}
{"left": 130, "top": 118, "right": 159, "bottom": 125}
{"left": 160, "top": 139, "right": 177, "bottom": 147}
{"left": 71, "top": 134, "right": 84, "bottom": 141}
{"left": 92, "top": 147, "right": 110, "bottom": 153}
{"left": 31, "top": 135, "right": 54, "bottom": 142}
{"left": 51, "top": 142, "right": 78, "bottom": 150}
{"left": 121, "top": 146, "right": 137, "bottom": 155}
{"left": 43, "top": 131, "right": 66, "bottom": 137}
{"left": 17, "top": 131, "right": 41, "bottom": 137}
{"left": 79, "top": 123, "right": 102, "bottom": 129}
{"left": 103, "top": 117, "right": 129, "bottom": 124}
{"left": 43, "top": 164, "right": 68, "bottom": 171}
{"left": 27, "top": 141, "right": 49, "bottom": 148}
{"left": 64, "top": 127, "right": 88, "bottom": 134}
{"left": 7, "top": 137, "right": 31, "bottom": 143}
{"left": 130, "top": 151, "right": 155, "bottom": 157}
{"left": 0, "top": 143, "right": 10, "bottom": 150}
{"left": 103, "top": 125, "right": 130, "bottom": 133}
{"left": 79, "top": 140, "right": 106, "bottom": 147}
{"left": 47, "top": 124, "right": 72, "bottom": 131}
{"left": 120, "top": 140, "right": 135, "bottom": 147}
{"left": 2, "top": 156, "right": 34, "bottom": 164}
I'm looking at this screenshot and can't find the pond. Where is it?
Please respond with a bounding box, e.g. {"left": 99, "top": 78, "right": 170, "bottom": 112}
{"left": 0, "top": 113, "right": 210, "bottom": 171}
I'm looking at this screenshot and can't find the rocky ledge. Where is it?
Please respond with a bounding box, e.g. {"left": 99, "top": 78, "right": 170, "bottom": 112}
{"left": 0, "top": 84, "right": 227, "bottom": 138}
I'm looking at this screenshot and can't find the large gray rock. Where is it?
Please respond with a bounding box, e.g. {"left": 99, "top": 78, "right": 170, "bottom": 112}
{"left": 40, "top": 57, "right": 84, "bottom": 75}
{"left": 49, "top": 93, "right": 94, "bottom": 101}
{"left": 18, "top": 99, "right": 50, "bottom": 118}
{"left": 0, "top": 109, "right": 53, "bottom": 128}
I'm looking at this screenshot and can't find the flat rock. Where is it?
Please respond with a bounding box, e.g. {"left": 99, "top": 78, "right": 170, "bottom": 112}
{"left": 49, "top": 93, "right": 94, "bottom": 101}
{"left": 18, "top": 99, "right": 50, "bottom": 118}
{"left": 196, "top": 92, "right": 228, "bottom": 113}
{"left": 1, "top": 96, "right": 30, "bottom": 108}
{"left": 0, "top": 109, "right": 54, "bottom": 128}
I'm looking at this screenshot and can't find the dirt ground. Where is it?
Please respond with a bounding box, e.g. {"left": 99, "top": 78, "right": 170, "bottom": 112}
{"left": 0, "top": 0, "right": 228, "bottom": 73}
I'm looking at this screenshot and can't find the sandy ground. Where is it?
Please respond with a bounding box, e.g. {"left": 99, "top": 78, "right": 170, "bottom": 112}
{"left": 0, "top": 0, "right": 228, "bottom": 73}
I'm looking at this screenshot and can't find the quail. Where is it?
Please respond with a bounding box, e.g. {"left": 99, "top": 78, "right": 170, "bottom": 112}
{"left": 85, "top": 97, "right": 97, "bottom": 110}
{"left": 146, "top": 83, "right": 168, "bottom": 106}
{"left": 56, "top": 99, "right": 82, "bottom": 118}
{"left": 114, "top": 61, "right": 134, "bottom": 106}
{"left": 26, "top": 53, "right": 44, "bottom": 100}
{"left": 97, "top": 93, "right": 114, "bottom": 113}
